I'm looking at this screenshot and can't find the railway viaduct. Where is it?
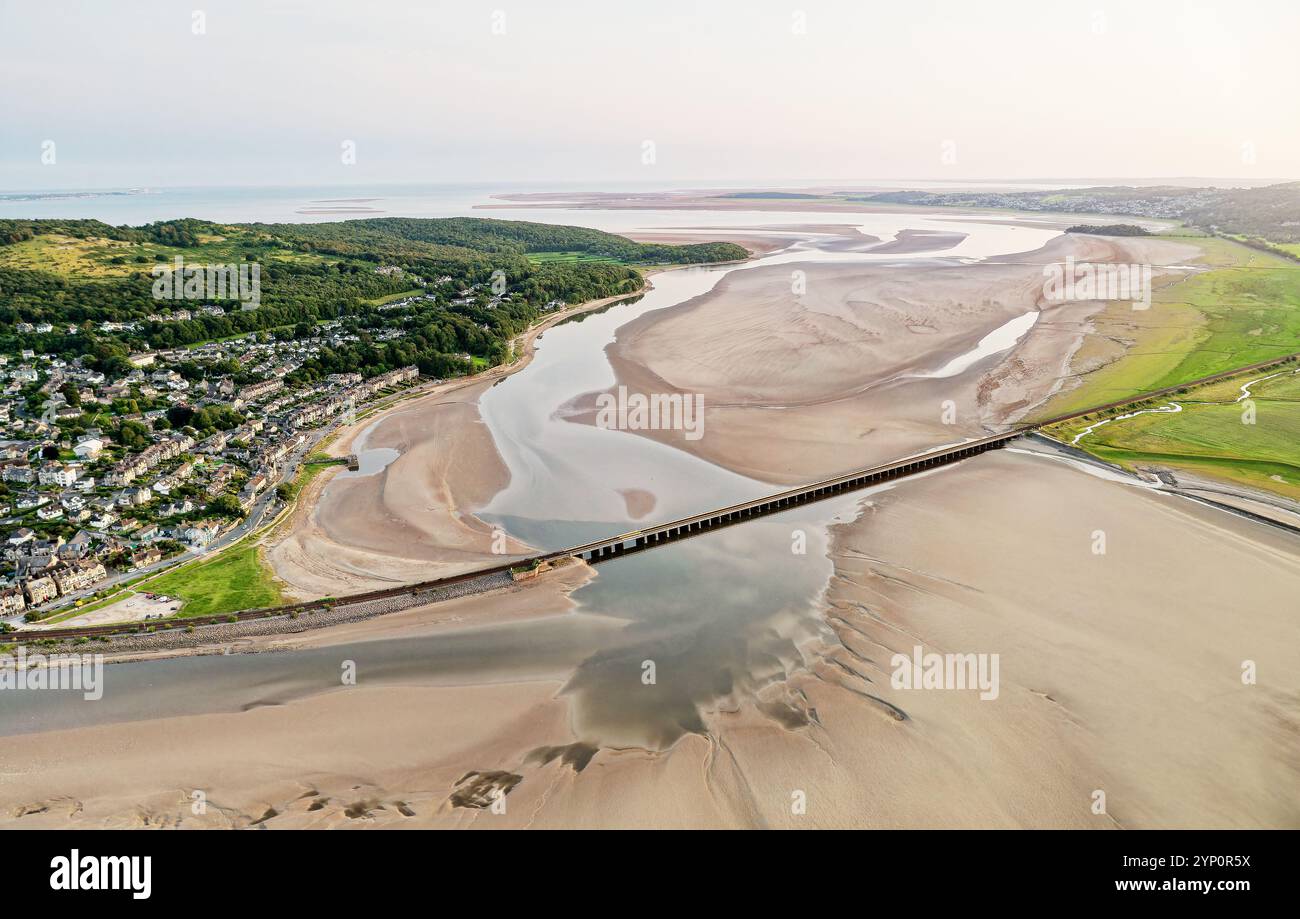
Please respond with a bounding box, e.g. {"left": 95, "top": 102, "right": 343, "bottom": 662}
{"left": 564, "top": 429, "right": 1023, "bottom": 563}
{"left": 22, "top": 347, "right": 1299, "bottom": 642}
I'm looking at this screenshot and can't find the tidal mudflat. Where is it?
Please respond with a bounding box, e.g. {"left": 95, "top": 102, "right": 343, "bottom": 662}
{"left": 4, "top": 209, "right": 1296, "bottom": 829}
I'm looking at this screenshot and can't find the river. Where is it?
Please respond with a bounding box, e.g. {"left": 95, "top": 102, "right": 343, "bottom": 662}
{"left": 0, "top": 203, "right": 1061, "bottom": 750}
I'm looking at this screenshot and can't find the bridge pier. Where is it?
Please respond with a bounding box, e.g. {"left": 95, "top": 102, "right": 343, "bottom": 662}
{"left": 569, "top": 434, "right": 1020, "bottom": 569}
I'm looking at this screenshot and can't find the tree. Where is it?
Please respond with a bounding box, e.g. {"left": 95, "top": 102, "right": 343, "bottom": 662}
{"left": 206, "top": 495, "right": 243, "bottom": 518}
{"left": 117, "top": 420, "right": 151, "bottom": 450}
{"left": 167, "top": 405, "right": 195, "bottom": 428}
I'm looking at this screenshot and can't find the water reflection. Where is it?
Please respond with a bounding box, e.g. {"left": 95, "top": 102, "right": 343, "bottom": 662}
{"left": 337, "top": 447, "right": 400, "bottom": 477}
{"left": 558, "top": 497, "right": 855, "bottom": 748}
{"left": 479, "top": 264, "right": 770, "bottom": 540}
{"left": 0, "top": 496, "right": 860, "bottom": 751}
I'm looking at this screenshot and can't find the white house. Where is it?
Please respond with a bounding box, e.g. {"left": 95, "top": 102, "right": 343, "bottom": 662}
{"left": 182, "top": 522, "right": 220, "bottom": 547}
{"left": 38, "top": 462, "right": 80, "bottom": 488}
{"left": 73, "top": 437, "right": 104, "bottom": 460}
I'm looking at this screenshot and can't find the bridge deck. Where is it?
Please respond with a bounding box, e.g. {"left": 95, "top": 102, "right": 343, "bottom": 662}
{"left": 559, "top": 429, "right": 1025, "bottom": 562}
{"left": 23, "top": 348, "right": 1300, "bottom": 641}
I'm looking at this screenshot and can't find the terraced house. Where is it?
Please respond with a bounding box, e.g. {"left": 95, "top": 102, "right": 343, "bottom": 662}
{"left": 51, "top": 559, "right": 107, "bottom": 595}
{"left": 21, "top": 574, "right": 57, "bottom": 607}
{"left": 105, "top": 434, "right": 195, "bottom": 486}
{"left": 0, "top": 585, "right": 25, "bottom": 616}
{"left": 37, "top": 461, "right": 80, "bottom": 487}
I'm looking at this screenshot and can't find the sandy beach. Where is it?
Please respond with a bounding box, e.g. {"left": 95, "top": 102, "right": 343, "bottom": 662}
{"left": 5, "top": 443, "right": 1296, "bottom": 828}
{"left": 265, "top": 286, "right": 655, "bottom": 598}
{"left": 265, "top": 377, "right": 525, "bottom": 598}
{"left": 565, "top": 232, "right": 1202, "bottom": 483}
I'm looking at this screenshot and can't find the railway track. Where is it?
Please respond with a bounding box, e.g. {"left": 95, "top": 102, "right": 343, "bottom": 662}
{"left": 12, "top": 350, "right": 1297, "bottom": 644}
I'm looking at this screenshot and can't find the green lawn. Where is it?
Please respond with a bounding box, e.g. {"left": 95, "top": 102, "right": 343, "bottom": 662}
{"left": 290, "top": 455, "right": 343, "bottom": 493}
{"left": 1148, "top": 255, "right": 1300, "bottom": 384}
{"left": 145, "top": 543, "right": 286, "bottom": 618}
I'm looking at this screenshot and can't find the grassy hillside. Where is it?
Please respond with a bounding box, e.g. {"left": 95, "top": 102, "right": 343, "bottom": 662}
{"left": 0, "top": 228, "right": 331, "bottom": 279}
{"left": 0, "top": 216, "right": 748, "bottom": 374}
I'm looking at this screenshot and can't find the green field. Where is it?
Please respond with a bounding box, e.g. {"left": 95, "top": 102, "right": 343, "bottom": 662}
{"left": 1037, "top": 236, "right": 1300, "bottom": 418}
{"left": 1037, "top": 235, "right": 1300, "bottom": 500}
{"left": 1048, "top": 365, "right": 1300, "bottom": 500}
{"left": 525, "top": 250, "right": 624, "bottom": 265}
{"left": 144, "top": 544, "right": 286, "bottom": 618}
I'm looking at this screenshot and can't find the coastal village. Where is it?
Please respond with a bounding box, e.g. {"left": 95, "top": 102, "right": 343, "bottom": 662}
{"left": 0, "top": 318, "right": 420, "bottom": 624}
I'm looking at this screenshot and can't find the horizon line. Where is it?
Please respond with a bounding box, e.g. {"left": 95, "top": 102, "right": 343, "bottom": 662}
{"left": 2, "top": 175, "right": 1295, "bottom": 197}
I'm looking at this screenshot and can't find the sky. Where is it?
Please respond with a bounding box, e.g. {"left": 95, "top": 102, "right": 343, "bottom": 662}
{"left": 2, "top": 0, "right": 1297, "bottom": 190}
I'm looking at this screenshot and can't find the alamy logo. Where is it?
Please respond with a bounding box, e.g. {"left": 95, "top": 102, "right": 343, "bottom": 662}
{"left": 152, "top": 256, "right": 261, "bottom": 309}
{"left": 0, "top": 648, "right": 103, "bottom": 701}
{"left": 1042, "top": 257, "right": 1151, "bottom": 310}
{"left": 595, "top": 385, "right": 705, "bottom": 441}
{"left": 50, "top": 850, "right": 151, "bottom": 899}
{"left": 890, "top": 645, "right": 1000, "bottom": 701}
